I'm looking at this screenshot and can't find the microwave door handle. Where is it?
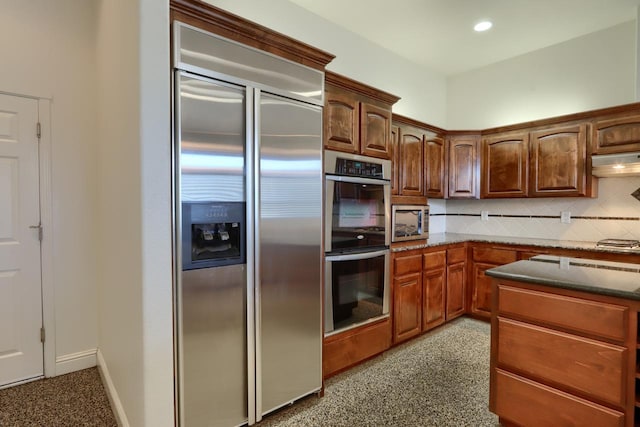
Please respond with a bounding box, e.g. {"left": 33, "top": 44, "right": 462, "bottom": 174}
{"left": 325, "top": 249, "right": 388, "bottom": 262}
{"left": 325, "top": 175, "right": 390, "bottom": 186}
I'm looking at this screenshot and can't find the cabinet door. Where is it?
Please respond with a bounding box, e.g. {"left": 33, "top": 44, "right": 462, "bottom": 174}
{"left": 446, "top": 262, "right": 466, "bottom": 320}
{"left": 448, "top": 135, "right": 478, "bottom": 199}
{"left": 592, "top": 113, "right": 640, "bottom": 154}
{"left": 393, "top": 272, "right": 422, "bottom": 343}
{"left": 360, "top": 103, "right": 391, "bottom": 159}
{"left": 398, "top": 126, "right": 424, "bottom": 196}
{"left": 530, "top": 124, "right": 588, "bottom": 197}
{"left": 471, "top": 262, "right": 495, "bottom": 319}
{"left": 423, "top": 267, "right": 446, "bottom": 331}
{"left": 425, "top": 135, "right": 446, "bottom": 198}
{"left": 391, "top": 124, "right": 399, "bottom": 195}
{"left": 481, "top": 132, "right": 529, "bottom": 198}
{"left": 324, "top": 92, "right": 359, "bottom": 153}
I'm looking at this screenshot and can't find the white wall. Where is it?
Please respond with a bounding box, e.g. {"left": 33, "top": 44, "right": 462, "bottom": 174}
{"left": 203, "top": 0, "right": 448, "bottom": 127}
{"left": 96, "top": 0, "right": 173, "bottom": 426}
{"left": 0, "top": 0, "right": 99, "bottom": 373}
{"left": 447, "top": 21, "right": 637, "bottom": 129}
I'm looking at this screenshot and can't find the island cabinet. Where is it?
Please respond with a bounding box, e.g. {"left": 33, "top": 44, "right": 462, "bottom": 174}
{"left": 481, "top": 131, "right": 529, "bottom": 198}
{"left": 490, "top": 279, "right": 639, "bottom": 427}
{"left": 447, "top": 133, "right": 479, "bottom": 199}
{"left": 392, "top": 243, "right": 467, "bottom": 344}
{"left": 324, "top": 71, "right": 399, "bottom": 160}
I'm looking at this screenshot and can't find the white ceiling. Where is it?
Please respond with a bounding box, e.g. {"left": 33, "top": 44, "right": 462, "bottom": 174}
{"left": 288, "top": 0, "right": 640, "bottom": 76}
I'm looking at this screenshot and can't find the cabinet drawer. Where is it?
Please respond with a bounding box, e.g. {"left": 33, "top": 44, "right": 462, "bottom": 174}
{"left": 494, "top": 369, "right": 624, "bottom": 427}
{"left": 447, "top": 246, "right": 466, "bottom": 264}
{"left": 394, "top": 253, "right": 422, "bottom": 276}
{"left": 498, "top": 285, "right": 628, "bottom": 342}
{"left": 423, "top": 250, "right": 446, "bottom": 270}
{"left": 472, "top": 247, "right": 516, "bottom": 264}
{"left": 498, "top": 318, "right": 626, "bottom": 408}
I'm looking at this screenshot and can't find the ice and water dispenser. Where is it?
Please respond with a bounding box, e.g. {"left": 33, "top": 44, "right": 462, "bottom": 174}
{"left": 181, "top": 201, "right": 246, "bottom": 270}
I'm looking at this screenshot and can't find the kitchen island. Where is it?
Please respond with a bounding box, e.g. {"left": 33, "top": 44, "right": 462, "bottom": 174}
{"left": 486, "top": 255, "right": 640, "bottom": 427}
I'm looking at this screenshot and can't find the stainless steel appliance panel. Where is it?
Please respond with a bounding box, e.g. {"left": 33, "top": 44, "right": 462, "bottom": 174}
{"left": 175, "top": 23, "right": 324, "bottom": 106}
{"left": 181, "top": 265, "right": 248, "bottom": 427}
{"left": 179, "top": 74, "right": 245, "bottom": 202}
{"left": 257, "top": 92, "right": 322, "bottom": 416}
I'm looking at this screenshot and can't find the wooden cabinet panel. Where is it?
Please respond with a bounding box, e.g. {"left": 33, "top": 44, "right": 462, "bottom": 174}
{"left": 398, "top": 127, "right": 424, "bottom": 196}
{"left": 530, "top": 124, "right": 589, "bottom": 197}
{"left": 391, "top": 124, "right": 399, "bottom": 195}
{"left": 393, "top": 272, "right": 422, "bottom": 343}
{"left": 423, "top": 268, "right": 446, "bottom": 331}
{"left": 497, "top": 318, "right": 626, "bottom": 408}
{"left": 393, "top": 253, "right": 422, "bottom": 276}
{"left": 472, "top": 247, "right": 517, "bottom": 264}
{"left": 447, "top": 246, "right": 466, "bottom": 264}
{"left": 425, "top": 135, "right": 446, "bottom": 198}
{"left": 324, "top": 92, "right": 359, "bottom": 154}
{"left": 471, "top": 262, "right": 494, "bottom": 319}
{"left": 360, "top": 103, "right": 391, "bottom": 159}
{"left": 494, "top": 369, "right": 625, "bottom": 427}
{"left": 446, "top": 261, "right": 466, "bottom": 320}
{"left": 323, "top": 318, "right": 391, "bottom": 378}
{"left": 498, "top": 285, "right": 628, "bottom": 343}
{"left": 423, "top": 250, "right": 446, "bottom": 270}
{"left": 482, "top": 132, "right": 529, "bottom": 198}
{"left": 448, "top": 134, "right": 478, "bottom": 199}
{"left": 593, "top": 113, "right": 640, "bottom": 154}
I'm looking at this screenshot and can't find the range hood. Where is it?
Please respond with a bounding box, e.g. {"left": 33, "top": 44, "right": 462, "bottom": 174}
{"left": 591, "top": 152, "right": 640, "bottom": 177}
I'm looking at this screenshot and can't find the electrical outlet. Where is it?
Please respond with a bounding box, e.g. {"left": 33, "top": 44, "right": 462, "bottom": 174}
{"left": 481, "top": 210, "right": 489, "bottom": 221}
{"left": 560, "top": 211, "right": 571, "bottom": 224}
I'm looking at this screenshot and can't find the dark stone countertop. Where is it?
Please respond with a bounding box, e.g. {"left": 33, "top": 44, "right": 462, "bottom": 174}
{"left": 391, "top": 232, "right": 640, "bottom": 256}
{"left": 485, "top": 255, "right": 640, "bottom": 301}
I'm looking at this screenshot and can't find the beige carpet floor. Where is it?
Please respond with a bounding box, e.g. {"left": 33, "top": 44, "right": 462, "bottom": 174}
{"left": 0, "top": 367, "right": 117, "bottom": 427}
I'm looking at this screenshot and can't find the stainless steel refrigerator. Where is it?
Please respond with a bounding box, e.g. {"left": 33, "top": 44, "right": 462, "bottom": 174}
{"left": 172, "top": 23, "right": 324, "bottom": 426}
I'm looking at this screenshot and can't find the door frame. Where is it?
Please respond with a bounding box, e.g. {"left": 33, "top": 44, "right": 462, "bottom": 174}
{"left": 1, "top": 90, "right": 56, "bottom": 379}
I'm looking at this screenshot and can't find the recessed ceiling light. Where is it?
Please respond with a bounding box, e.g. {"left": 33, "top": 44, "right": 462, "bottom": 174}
{"left": 474, "top": 21, "right": 493, "bottom": 32}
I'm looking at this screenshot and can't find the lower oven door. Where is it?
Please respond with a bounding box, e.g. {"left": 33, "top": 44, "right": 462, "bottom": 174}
{"left": 324, "top": 249, "right": 390, "bottom": 335}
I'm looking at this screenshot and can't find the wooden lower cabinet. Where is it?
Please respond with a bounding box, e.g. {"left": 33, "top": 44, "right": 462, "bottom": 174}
{"left": 423, "top": 250, "right": 447, "bottom": 331}
{"left": 446, "top": 260, "right": 466, "bottom": 320}
{"left": 393, "top": 271, "right": 422, "bottom": 342}
{"left": 490, "top": 280, "right": 637, "bottom": 427}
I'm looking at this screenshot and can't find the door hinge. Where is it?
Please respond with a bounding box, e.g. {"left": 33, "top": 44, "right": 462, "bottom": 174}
{"left": 40, "top": 327, "right": 45, "bottom": 343}
{"left": 36, "top": 122, "right": 41, "bottom": 141}
{"left": 29, "top": 223, "right": 43, "bottom": 241}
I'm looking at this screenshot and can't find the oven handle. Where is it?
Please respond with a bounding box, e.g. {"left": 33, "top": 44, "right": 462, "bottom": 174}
{"left": 325, "top": 249, "right": 389, "bottom": 262}
{"left": 325, "top": 174, "right": 391, "bottom": 186}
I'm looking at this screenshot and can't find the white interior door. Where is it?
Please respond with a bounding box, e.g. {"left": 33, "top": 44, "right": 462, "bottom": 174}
{"left": 0, "top": 93, "right": 43, "bottom": 387}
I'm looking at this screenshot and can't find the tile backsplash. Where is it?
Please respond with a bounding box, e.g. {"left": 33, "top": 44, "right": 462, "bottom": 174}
{"left": 429, "top": 177, "right": 640, "bottom": 242}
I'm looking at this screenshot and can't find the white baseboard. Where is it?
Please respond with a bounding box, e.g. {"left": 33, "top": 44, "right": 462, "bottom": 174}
{"left": 97, "top": 349, "right": 130, "bottom": 427}
{"left": 55, "top": 349, "right": 97, "bottom": 376}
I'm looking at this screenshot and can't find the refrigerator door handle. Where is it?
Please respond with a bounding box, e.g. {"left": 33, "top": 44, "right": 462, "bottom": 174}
{"left": 252, "top": 88, "right": 263, "bottom": 424}
{"left": 246, "top": 87, "right": 257, "bottom": 426}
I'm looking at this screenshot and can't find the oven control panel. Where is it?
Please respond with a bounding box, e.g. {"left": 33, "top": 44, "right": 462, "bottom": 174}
{"left": 333, "top": 158, "right": 383, "bottom": 178}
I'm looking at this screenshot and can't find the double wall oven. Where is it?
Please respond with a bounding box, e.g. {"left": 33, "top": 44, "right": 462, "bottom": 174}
{"left": 324, "top": 151, "right": 391, "bottom": 335}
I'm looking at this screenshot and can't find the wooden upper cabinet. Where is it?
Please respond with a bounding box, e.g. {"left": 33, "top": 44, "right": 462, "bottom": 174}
{"left": 425, "top": 135, "right": 446, "bottom": 198}
{"left": 361, "top": 103, "right": 392, "bottom": 159}
{"left": 482, "top": 131, "right": 529, "bottom": 198}
{"left": 448, "top": 134, "right": 479, "bottom": 199}
{"left": 324, "top": 92, "right": 359, "bottom": 154}
{"left": 530, "top": 123, "right": 590, "bottom": 197}
{"left": 324, "top": 72, "right": 399, "bottom": 160}
{"left": 592, "top": 113, "right": 640, "bottom": 154}
{"left": 391, "top": 125, "right": 400, "bottom": 195}
{"left": 398, "top": 126, "right": 424, "bottom": 197}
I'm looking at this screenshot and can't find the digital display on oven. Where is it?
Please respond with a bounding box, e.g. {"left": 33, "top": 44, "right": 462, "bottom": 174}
{"left": 334, "top": 158, "right": 383, "bottom": 178}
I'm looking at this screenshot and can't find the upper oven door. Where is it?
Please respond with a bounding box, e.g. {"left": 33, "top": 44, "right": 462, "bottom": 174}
{"left": 325, "top": 175, "right": 391, "bottom": 253}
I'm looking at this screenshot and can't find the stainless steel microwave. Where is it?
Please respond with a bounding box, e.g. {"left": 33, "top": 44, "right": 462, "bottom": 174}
{"left": 391, "top": 205, "right": 429, "bottom": 242}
